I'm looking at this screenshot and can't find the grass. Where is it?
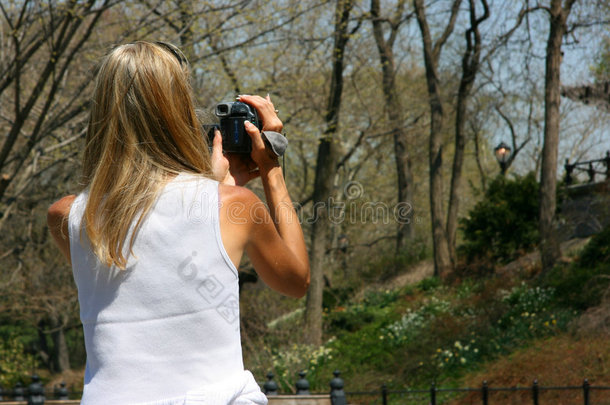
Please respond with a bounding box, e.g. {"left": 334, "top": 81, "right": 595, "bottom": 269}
{"left": 449, "top": 335, "right": 610, "bottom": 404}
{"left": 9, "top": 229, "right": 609, "bottom": 399}
{"left": 243, "top": 228, "right": 610, "bottom": 399}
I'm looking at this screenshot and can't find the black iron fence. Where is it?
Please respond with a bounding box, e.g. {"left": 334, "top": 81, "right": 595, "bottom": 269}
{"left": 0, "top": 375, "right": 78, "bottom": 403}
{"left": 0, "top": 371, "right": 347, "bottom": 404}
{"left": 346, "top": 380, "right": 610, "bottom": 405}
{"left": 2, "top": 373, "right": 610, "bottom": 404}
{"left": 564, "top": 151, "right": 610, "bottom": 185}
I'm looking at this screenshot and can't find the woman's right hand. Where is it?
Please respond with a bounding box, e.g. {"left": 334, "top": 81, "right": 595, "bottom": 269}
{"left": 238, "top": 94, "right": 283, "bottom": 133}
{"left": 218, "top": 95, "right": 309, "bottom": 298}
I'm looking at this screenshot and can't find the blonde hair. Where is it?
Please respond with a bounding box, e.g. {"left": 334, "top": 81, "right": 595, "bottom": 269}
{"left": 82, "top": 41, "right": 212, "bottom": 269}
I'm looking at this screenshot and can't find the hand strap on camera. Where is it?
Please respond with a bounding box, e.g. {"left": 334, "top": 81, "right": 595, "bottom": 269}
{"left": 261, "top": 131, "right": 288, "bottom": 157}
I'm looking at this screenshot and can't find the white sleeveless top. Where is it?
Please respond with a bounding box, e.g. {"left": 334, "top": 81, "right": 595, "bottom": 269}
{"left": 68, "top": 173, "right": 267, "bottom": 405}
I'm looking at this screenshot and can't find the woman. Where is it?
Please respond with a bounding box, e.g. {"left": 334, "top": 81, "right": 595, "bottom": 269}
{"left": 47, "top": 41, "right": 309, "bottom": 404}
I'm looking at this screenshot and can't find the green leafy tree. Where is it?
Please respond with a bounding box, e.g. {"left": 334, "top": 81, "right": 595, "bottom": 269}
{"left": 459, "top": 173, "right": 539, "bottom": 263}
{"left": 592, "top": 36, "right": 610, "bottom": 83}
{"left": 0, "top": 337, "right": 37, "bottom": 388}
{"left": 545, "top": 226, "right": 610, "bottom": 310}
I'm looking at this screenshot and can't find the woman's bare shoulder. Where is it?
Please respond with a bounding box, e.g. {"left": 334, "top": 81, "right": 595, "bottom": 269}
{"left": 48, "top": 195, "right": 77, "bottom": 264}
{"left": 48, "top": 195, "right": 77, "bottom": 218}
{"left": 217, "top": 183, "right": 268, "bottom": 232}
{"left": 218, "top": 183, "right": 260, "bottom": 206}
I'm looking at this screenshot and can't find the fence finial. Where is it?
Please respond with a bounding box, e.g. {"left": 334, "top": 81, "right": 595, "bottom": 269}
{"left": 263, "top": 372, "right": 278, "bottom": 396}
{"left": 55, "top": 382, "right": 69, "bottom": 400}
{"left": 27, "top": 374, "right": 45, "bottom": 405}
{"left": 330, "top": 370, "right": 347, "bottom": 405}
{"left": 295, "top": 371, "right": 310, "bottom": 395}
{"left": 583, "top": 379, "right": 590, "bottom": 405}
{"left": 13, "top": 382, "right": 25, "bottom": 401}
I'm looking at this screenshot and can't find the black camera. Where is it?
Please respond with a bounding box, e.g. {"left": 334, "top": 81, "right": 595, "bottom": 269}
{"left": 204, "top": 101, "right": 262, "bottom": 153}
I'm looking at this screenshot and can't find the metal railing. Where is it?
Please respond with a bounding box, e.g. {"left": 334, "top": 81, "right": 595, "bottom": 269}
{"left": 347, "top": 380, "right": 610, "bottom": 405}
{"left": 4, "top": 373, "right": 610, "bottom": 404}
{"left": 564, "top": 151, "right": 610, "bottom": 185}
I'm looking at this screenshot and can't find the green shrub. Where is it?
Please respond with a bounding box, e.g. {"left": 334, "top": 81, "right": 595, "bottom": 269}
{"left": 433, "top": 338, "right": 482, "bottom": 373}
{"left": 577, "top": 225, "right": 610, "bottom": 267}
{"left": 459, "top": 173, "right": 540, "bottom": 263}
{"left": 544, "top": 226, "right": 610, "bottom": 310}
{"left": 383, "top": 296, "right": 451, "bottom": 347}
{"left": 322, "top": 285, "right": 356, "bottom": 311}
{"left": 255, "top": 340, "right": 336, "bottom": 393}
{"left": 327, "top": 320, "right": 397, "bottom": 373}
{"left": 362, "top": 289, "right": 400, "bottom": 308}
{"left": 327, "top": 306, "right": 375, "bottom": 332}
{"left": 417, "top": 276, "right": 441, "bottom": 292}
{"left": 501, "top": 282, "right": 555, "bottom": 315}
{"left": 0, "top": 337, "right": 37, "bottom": 387}
{"left": 327, "top": 289, "right": 397, "bottom": 334}
{"left": 250, "top": 226, "right": 610, "bottom": 392}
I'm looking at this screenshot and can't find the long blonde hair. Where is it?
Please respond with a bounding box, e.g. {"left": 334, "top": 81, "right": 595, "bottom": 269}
{"left": 82, "top": 41, "right": 212, "bottom": 269}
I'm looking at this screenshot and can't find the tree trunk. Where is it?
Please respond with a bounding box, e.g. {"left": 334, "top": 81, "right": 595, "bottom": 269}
{"left": 52, "top": 325, "right": 71, "bottom": 372}
{"left": 304, "top": 0, "right": 354, "bottom": 345}
{"left": 446, "top": 0, "right": 488, "bottom": 265}
{"left": 370, "top": 0, "right": 414, "bottom": 259}
{"left": 539, "top": 0, "right": 575, "bottom": 271}
{"left": 0, "top": 0, "right": 108, "bottom": 207}
{"left": 427, "top": 98, "right": 452, "bottom": 278}
{"left": 393, "top": 123, "right": 416, "bottom": 253}
{"left": 413, "top": 0, "right": 462, "bottom": 277}
{"left": 37, "top": 321, "right": 51, "bottom": 371}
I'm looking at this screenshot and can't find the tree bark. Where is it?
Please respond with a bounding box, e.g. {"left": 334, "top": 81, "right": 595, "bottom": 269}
{"left": 37, "top": 321, "right": 51, "bottom": 370}
{"left": 51, "top": 316, "right": 71, "bottom": 372}
{"left": 304, "top": 0, "right": 354, "bottom": 345}
{"left": 413, "top": 0, "right": 462, "bottom": 277}
{"left": 539, "top": 0, "right": 575, "bottom": 271}
{"left": 446, "top": 0, "right": 489, "bottom": 265}
{"left": 370, "top": 0, "right": 415, "bottom": 258}
{"left": 0, "top": 0, "right": 109, "bottom": 206}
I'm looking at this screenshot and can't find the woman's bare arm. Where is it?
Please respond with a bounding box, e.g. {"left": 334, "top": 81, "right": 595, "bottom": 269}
{"left": 219, "top": 183, "right": 309, "bottom": 298}
{"left": 216, "top": 95, "right": 309, "bottom": 298}
{"left": 47, "top": 195, "right": 76, "bottom": 264}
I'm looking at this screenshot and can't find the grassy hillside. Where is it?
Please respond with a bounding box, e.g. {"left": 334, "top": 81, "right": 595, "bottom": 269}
{"left": 13, "top": 228, "right": 610, "bottom": 402}
{"left": 242, "top": 227, "right": 610, "bottom": 401}
{"left": 451, "top": 335, "right": 610, "bottom": 404}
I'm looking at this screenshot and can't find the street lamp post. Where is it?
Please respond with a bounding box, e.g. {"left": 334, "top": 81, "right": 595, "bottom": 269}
{"left": 494, "top": 142, "right": 512, "bottom": 175}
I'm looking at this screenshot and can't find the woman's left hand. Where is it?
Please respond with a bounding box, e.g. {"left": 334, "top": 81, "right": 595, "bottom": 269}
{"left": 211, "top": 129, "right": 260, "bottom": 186}
{"left": 213, "top": 94, "right": 283, "bottom": 186}
{"left": 210, "top": 130, "right": 232, "bottom": 184}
